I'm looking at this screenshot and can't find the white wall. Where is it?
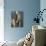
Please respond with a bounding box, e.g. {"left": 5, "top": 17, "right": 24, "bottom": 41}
{"left": 0, "top": 0, "right": 4, "bottom": 42}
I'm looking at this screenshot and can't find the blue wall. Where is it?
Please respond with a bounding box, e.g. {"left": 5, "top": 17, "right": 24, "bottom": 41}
{"left": 4, "top": 0, "right": 40, "bottom": 42}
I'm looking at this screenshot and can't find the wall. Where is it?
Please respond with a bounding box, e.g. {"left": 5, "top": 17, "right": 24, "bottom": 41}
{"left": 0, "top": 0, "right": 4, "bottom": 42}
{"left": 4, "top": 0, "right": 40, "bottom": 42}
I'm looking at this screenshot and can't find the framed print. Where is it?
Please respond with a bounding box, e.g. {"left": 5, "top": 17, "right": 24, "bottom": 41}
{"left": 11, "top": 11, "right": 23, "bottom": 27}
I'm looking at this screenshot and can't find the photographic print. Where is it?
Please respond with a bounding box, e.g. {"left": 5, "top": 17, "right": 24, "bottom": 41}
{"left": 11, "top": 11, "right": 23, "bottom": 27}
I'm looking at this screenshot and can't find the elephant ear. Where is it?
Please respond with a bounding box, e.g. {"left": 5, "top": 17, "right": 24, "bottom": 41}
{"left": 34, "top": 18, "right": 36, "bottom": 21}
{"left": 17, "top": 37, "right": 25, "bottom": 46}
